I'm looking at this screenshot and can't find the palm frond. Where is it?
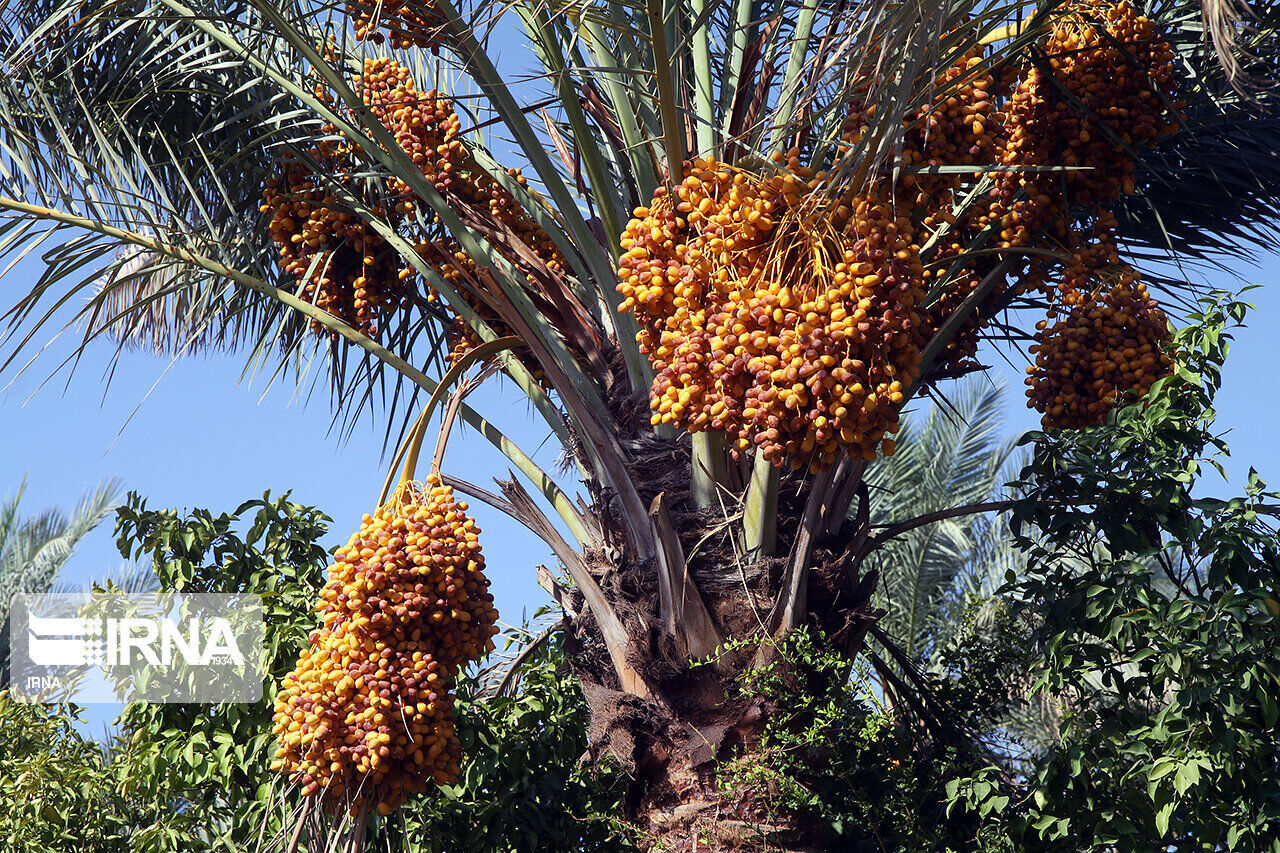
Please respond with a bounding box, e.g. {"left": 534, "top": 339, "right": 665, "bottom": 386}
{"left": 1197, "top": 0, "right": 1270, "bottom": 91}
{"left": 863, "top": 378, "right": 1019, "bottom": 667}
{"left": 0, "top": 477, "right": 125, "bottom": 606}
{"left": 1113, "top": 0, "right": 1280, "bottom": 259}
{"left": 0, "top": 476, "right": 124, "bottom": 681}
{"left": 0, "top": 0, "right": 581, "bottom": 461}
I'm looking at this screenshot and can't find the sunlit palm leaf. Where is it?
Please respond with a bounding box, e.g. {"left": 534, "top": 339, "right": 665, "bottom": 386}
{"left": 0, "top": 476, "right": 124, "bottom": 682}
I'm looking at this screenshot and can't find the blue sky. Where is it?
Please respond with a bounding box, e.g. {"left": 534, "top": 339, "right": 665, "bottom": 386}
{"left": 1, "top": 306, "right": 564, "bottom": 622}
{"left": 990, "top": 257, "right": 1280, "bottom": 493}
{"left": 0, "top": 268, "right": 568, "bottom": 735}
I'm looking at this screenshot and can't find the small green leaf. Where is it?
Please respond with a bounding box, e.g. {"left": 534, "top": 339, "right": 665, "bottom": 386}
{"left": 1156, "top": 801, "right": 1175, "bottom": 837}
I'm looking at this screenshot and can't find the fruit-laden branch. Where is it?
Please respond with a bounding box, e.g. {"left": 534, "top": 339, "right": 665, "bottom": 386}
{"left": 210, "top": 2, "right": 627, "bottom": 453}
{"left": 912, "top": 257, "right": 1013, "bottom": 393}
{"left": 375, "top": 340, "right": 520, "bottom": 505}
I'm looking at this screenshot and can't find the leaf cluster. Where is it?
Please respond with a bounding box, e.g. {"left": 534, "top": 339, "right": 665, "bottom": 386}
{"left": 0, "top": 694, "right": 140, "bottom": 852}
{"left": 395, "top": 630, "right": 633, "bottom": 852}
{"left": 110, "top": 491, "right": 334, "bottom": 850}
{"left": 945, "top": 291, "right": 1280, "bottom": 851}
{"left": 715, "top": 628, "right": 1003, "bottom": 852}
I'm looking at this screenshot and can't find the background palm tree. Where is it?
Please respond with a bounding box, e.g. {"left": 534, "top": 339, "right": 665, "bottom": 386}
{"left": 861, "top": 387, "right": 1211, "bottom": 764}
{"left": 851, "top": 381, "right": 1069, "bottom": 766}
{"left": 861, "top": 380, "right": 1019, "bottom": 671}
{"left": 0, "top": 477, "right": 124, "bottom": 685}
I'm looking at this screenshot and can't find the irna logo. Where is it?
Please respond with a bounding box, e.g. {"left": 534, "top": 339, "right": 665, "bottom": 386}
{"left": 10, "top": 592, "right": 264, "bottom": 705}
{"left": 27, "top": 615, "right": 245, "bottom": 667}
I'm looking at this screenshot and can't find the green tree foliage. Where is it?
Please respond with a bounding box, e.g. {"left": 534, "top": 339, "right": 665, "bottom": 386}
{"left": 0, "top": 0, "right": 1277, "bottom": 846}
{"left": 946, "top": 292, "right": 1280, "bottom": 851}
{"left": 0, "top": 694, "right": 137, "bottom": 852}
{"left": 398, "top": 635, "right": 630, "bottom": 852}
{"left": 703, "top": 628, "right": 990, "bottom": 851}
{"left": 0, "top": 477, "right": 123, "bottom": 611}
{"left": 109, "top": 492, "right": 333, "bottom": 849}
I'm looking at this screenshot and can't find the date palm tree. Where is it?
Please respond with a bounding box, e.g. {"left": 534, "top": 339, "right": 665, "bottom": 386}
{"left": 0, "top": 477, "right": 124, "bottom": 685}
{"left": 0, "top": 0, "right": 1276, "bottom": 848}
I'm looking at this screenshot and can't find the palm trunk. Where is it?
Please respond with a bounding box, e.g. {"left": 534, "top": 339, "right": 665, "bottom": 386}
{"left": 579, "top": 674, "right": 821, "bottom": 851}
{"left": 553, "top": 405, "right": 884, "bottom": 850}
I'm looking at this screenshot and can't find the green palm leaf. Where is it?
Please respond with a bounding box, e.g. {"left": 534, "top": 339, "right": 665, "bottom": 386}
{"left": 863, "top": 379, "right": 1019, "bottom": 668}
{"left": 1115, "top": 0, "right": 1280, "bottom": 258}
{"left": 0, "top": 476, "right": 124, "bottom": 684}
